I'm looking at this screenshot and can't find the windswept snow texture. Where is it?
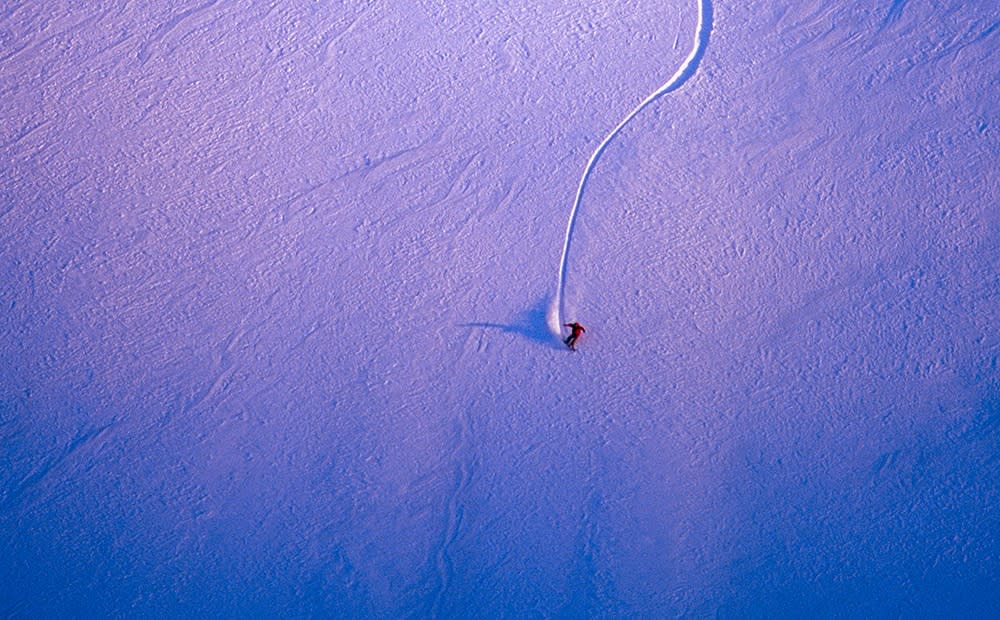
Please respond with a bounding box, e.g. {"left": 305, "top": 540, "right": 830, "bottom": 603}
{"left": 2, "top": 1, "right": 999, "bottom": 617}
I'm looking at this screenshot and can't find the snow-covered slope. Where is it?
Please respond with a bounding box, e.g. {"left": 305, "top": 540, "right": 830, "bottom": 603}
{"left": 2, "top": 0, "right": 998, "bottom": 616}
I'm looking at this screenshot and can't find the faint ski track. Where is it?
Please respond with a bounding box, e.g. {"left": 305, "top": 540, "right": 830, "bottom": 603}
{"left": 2, "top": 119, "right": 49, "bottom": 150}
{"left": 549, "top": 0, "right": 714, "bottom": 338}
{"left": 425, "top": 341, "right": 480, "bottom": 618}
{"left": 137, "top": 0, "right": 219, "bottom": 66}
{"left": 428, "top": 404, "right": 475, "bottom": 618}
{"left": 4, "top": 422, "right": 115, "bottom": 507}
{"left": 159, "top": 324, "right": 244, "bottom": 427}
{"left": 318, "top": 4, "right": 374, "bottom": 64}
{"left": 566, "top": 487, "right": 604, "bottom": 614}
{"left": 879, "top": 0, "right": 909, "bottom": 32}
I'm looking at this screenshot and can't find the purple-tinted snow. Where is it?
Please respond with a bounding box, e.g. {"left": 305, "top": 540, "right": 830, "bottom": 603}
{"left": 2, "top": 0, "right": 998, "bottom": 617}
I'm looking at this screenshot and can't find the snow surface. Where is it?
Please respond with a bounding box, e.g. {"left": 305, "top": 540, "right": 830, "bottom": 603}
{"left": 2, "top": 0, "right": 999, "bottom": 617}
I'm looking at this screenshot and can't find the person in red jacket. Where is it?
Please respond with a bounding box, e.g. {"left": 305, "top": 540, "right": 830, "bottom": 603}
{"left": 563, "top": 322, "right": 586, "bottom": 351}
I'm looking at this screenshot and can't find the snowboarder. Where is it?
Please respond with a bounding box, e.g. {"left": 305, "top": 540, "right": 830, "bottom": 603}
{"left": 563, "top": 322, "right": 586, "bottom": 351}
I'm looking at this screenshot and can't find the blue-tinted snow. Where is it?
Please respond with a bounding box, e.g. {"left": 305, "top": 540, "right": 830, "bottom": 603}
{"left": 2, "top": 0, "right": 998, "bottom": 617}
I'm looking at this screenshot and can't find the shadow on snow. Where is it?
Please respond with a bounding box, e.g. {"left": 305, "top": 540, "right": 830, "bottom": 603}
{"left": 460, "top": 297, "right": 563, "bottom": 350}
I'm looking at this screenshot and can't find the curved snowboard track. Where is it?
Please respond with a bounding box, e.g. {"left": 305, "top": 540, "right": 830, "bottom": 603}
{"left": 549, "top": 0, "right": 714, "bottom": 339}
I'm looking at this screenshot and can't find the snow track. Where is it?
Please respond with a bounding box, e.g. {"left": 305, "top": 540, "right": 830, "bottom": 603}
{"left": 6, "top": 0, "right": 999, "bottom": 615}
{"left": 549, "top": 0, "right": 713, "bottom": 338}
{"left": 137, "top": 0, "right": 220, "bottom": 66}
